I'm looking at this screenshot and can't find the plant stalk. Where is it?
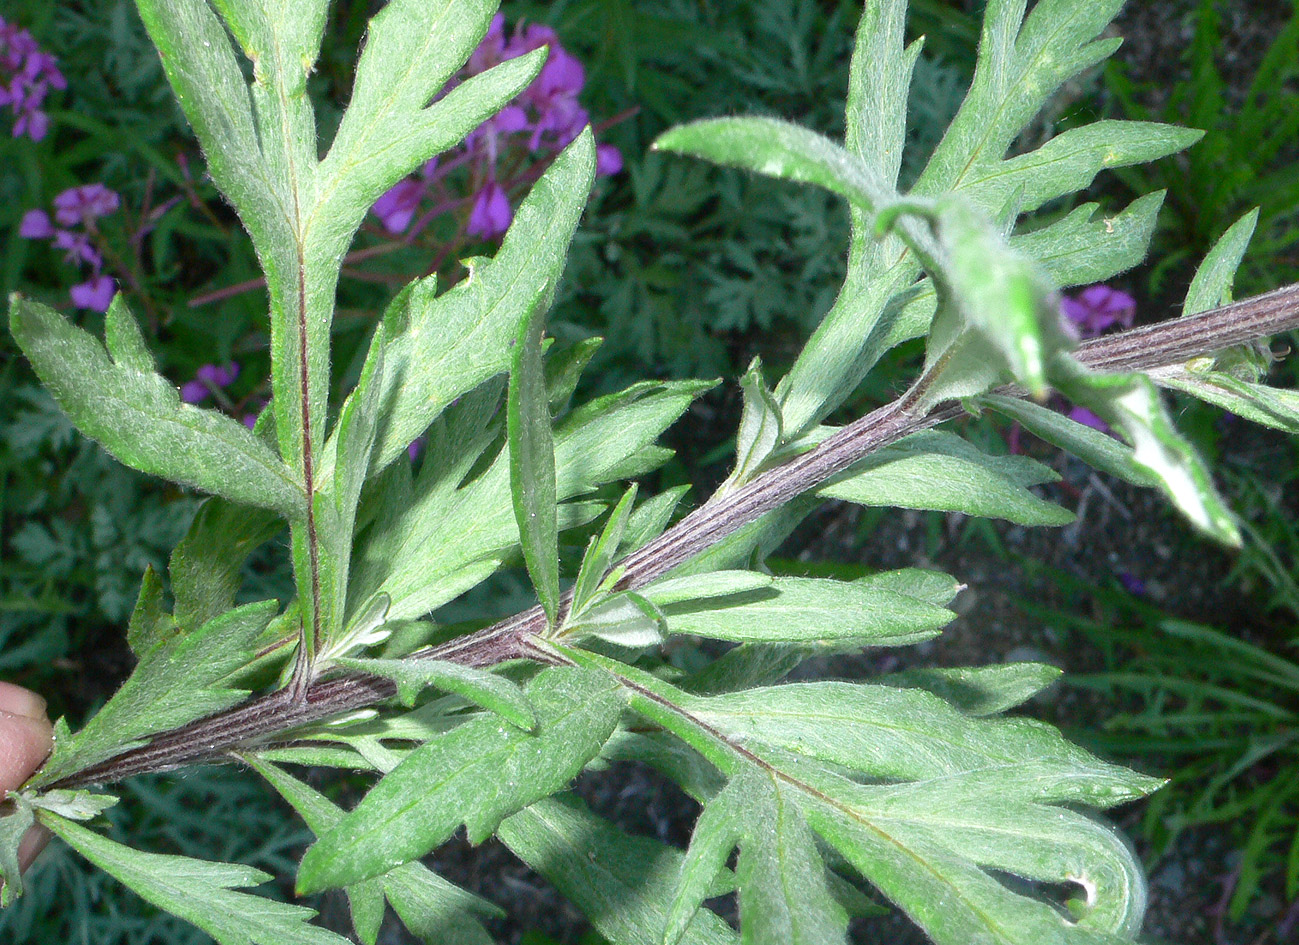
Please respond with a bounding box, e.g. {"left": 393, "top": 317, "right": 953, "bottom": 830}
{"left": 46, "top": 281, "right": 1299, "bottom": 790}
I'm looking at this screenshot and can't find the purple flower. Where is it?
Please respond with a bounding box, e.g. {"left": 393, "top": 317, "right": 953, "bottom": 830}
{"left": 53, "top": 183, "right": 121, "bottom": 226}
{"left": 596, "top": 143, "right": 624, "bottom": 176}
{"left": 0, "top": 18, "right": 65, "bottom": 141}
{"left": 181, "top": 362, "right": 240, "bottom": 403}
{"left": 1061, "top": 285, "right": 1136, "bottom": 339}
{"left": 69, "top": 274, "right": 115, "bottom": 312}
{"left": 467, "top": 180, "right": 512, "bottom": 238}
{"left": 19, "top": 208, "right": 53, "bottom": 238}
{"left": 372, "top": 177, "right": 427, "bottom": 234}
{"left": 1067, "top": 405, "right": 1109, "bottom": 433}
{"left": 53, "top": 229, "right": 101, "bottom": 267}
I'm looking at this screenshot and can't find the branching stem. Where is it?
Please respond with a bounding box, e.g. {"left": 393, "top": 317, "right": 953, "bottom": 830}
{"left": 47, "top": 281, "right": 1299, "bottom": 790}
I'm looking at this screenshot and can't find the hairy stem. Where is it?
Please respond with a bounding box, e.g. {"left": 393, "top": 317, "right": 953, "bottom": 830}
{"left": 48, "top": 282, "right": 1299, "bottom": 790}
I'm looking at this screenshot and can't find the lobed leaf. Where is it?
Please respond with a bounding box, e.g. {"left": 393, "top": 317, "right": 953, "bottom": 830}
{"left": 296, "top": 667, "right": 626, "bottom": 892}
{"left": 248, "top": 758, "right": 499, "bottom": 945}
{"left": 43, "top": 814, "right": 350, "bottom": 945}
{"left": 32, "top": 601, "right": 279, "bottom": 788}
{"left": 8, "top": 295, "right": 301, "bottom": 516}
{"left": 497, "top": 794, "right": 738, "bottom": 945}
{"left": 368, "top": 129, "right": 596, "bottom": 471}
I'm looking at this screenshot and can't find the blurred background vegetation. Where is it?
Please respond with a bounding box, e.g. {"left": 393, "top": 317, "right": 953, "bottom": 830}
{"left": 2, "top": 0, "right": 1297, "bottom": 942}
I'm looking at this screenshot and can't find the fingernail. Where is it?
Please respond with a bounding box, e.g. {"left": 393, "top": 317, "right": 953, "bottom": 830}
{"left": 0, "top": 682, "right": 47, "bottom": 721}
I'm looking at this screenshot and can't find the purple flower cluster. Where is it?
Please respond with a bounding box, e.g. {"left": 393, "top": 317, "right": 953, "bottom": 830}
{"left": 372, "top": 14, "right": 623, "bottom": 241}
{"left": 20, "top": 183, "right": 121, "bottom": 311}
{"left": 1059, "top": 285, "right": 1137, "bottom": 431}
{"left": 0, "top": 17, "right": 65, "bottom": 141}
{"left": 180, "top": 362, "right": 240, "bottom": 405}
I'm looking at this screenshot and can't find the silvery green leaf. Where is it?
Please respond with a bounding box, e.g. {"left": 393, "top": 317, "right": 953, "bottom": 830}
{"left": 296, "top": 667, "right": 626, "bottom": 892}
{"left": 650, "top": 575, "right": 953, "bottom": 647}
{"left": 980, "top": 394, "right": 1158, "bottom": 488}
{"left": 1183, "top": 209, "right": 1258, "bottom": 317}
{"left": 665, "top": 768, "right": 847, "bottom": 945}
{"left": 336, "top": 657, "right": 535, "bottom": 731}
{"left": 818, "top": 430, "right": 1074, "bottom": 526}
{"left": 955, "top": 121, "right": 1201, "bottom": 219}
{"left": 26, "top": 789, "right": 119, "bottom": 822}
{"left": 654, "top": 117, "right": 891, "bottom": 213}
{"left": 1010, "top": 193, "right": 1165, "bottom": 290}
{"left": 42, "top": 814, "right": 351, "bottom": 945}
{"left": 875, "top": 663, "right": 1063, "bottom": 717}
{"left": 641, "top": 570, "right": 775, "bottom": 606}
{"left": 170, "top": 499, "right": 283, "bottom": 631}
{"left": 103, "top": 293, "right": 155, "bottom": 373}
{"left": 567, "top": 591, "right": 667, "bottom": 648}
{"left": 126, "top": 565, "right": 174, "bottom": 656}
{"left": 885, "top": 197, "right": 1068, "bottom": 402}
{"left": 358, "top": 378, "right": 711, "bottom": 621}
{"left": 509, "top": 295, "right": 560, "bottom": 625}
{"left": 369, "top": 129, "right": 596, "bottom": 471}
{"left": 0, "top": 797, "right": 34, "bottom": 906}
{"left": 1158, "top": 371, "right": 1299, "bottom": 434}
{"left": 1052, "top": 363, "right": 1241, "bottom": 545}
{"left": 725, "top": 358, "right": 784, "bottom": 489}
{"left": 322, "top": 592, "right": 392, "bottom": 664}
{"left": 571, "top": 484, "right": 639, "bottom": 617}
{"left": 497, "top": 794, "right": 738, "bottom": 945}
{"left": 562, "top": 649, "right": 1158, "bottom": 945}
{"left": 32, "top": 600, "right": 278, "bottom": 788}
{"left": 621, "top": 485, "right": 691, "bottom": 554}
{"left": 315, "top": 325, "right": 385, "bottom": 654}
{"left": 853, "top": 567, "right": 962, "bottom": 608}
{"left": 8, "top": 296, "right": 301, "bottom": 516}
{"left": 319, "top": 0, "right": 543, "bottom": 239}
{"left": 546, "top": 336, "right": 603, "bottom": 412}
{"left": 247, "top": 758, "right": 499, "bottom": 945}
{"left": 679, "top": 645, "right": 808, "bottom": 697}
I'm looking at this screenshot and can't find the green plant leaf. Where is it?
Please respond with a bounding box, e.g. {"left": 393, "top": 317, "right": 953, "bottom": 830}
{"left": 1159, "top": 372, "right": 1299, "bottom": 435}
{"left": 665, "top": 767, "right": 847, "bottom": 945}
{"left": 126, "top": 565, "right": 175, "bottom": 656}
{"left": 169, "top": 499, "right": 284, "bottom": 631}
{"left": 818, "top": 430, "right": 1074, "bottom": 526}
{"left": 980, "top": 395, "right": 1158, "bottom": 487}
{"left": 642, "top": 573, "right": 953, "bottom": 647}
{"left": 654, "top": 116, "right": 890, "bottom": 214}
{"left": 369, "top": 129, "right": 597, "bottom": 472}
{"left": 296, "top": 667, "right": 626, "bottom": 892}
{"left": 320, "top": 0, "right": 544, "bottom": 233}
{"left": 1052, "top": 363, "right": 1241, "bottom": 545}
{"left": 621, "top": 485, "right": 691, "bottom": 554}
{"left": 42, "top": 813, "right": 350, "bottom": 945}
{"left": 356, "top": 378, "right": 712, "bottom": 621}
{"left": 32, "top": 600, "right": 279, "bottom": 788}
{"left": 336, "top": 657, "right": 535, "bottom": 731}
{"left": 132, "top": 0, "right": 270, "bottom": 243}
{"left": 566, "top": 590, "right": 669, "bottom": 649}
{"left": 1182, "top": 209, "right": 1258, "bottom": 317}
{"left": 509, "top": 294, "right": 560, "bottom": 626}
{"left": 0, "top": 797, "right": 34, "bottom": 907}
{"left": 875, "top": 663, "right": 1063, "bottom": 717}
{"left": 247, "top": 758, "right": 500, "bottom": 945}
{"left": 571, "top": 484, "right": 639, "bottom": 618}
{"left": 315, "top": 325, "right": 386, "bottom": 657}
{"left": 561, "top": 648, "right": 1158, "bottom": 945}
{"left": 724, "top": 358, "right": 784, "bottom": 489}
{"left": 8, "top": 295, "right": 301, "bottom": 516}
{"left": 497, "top": 794, "right": 738, "bottom": 945}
